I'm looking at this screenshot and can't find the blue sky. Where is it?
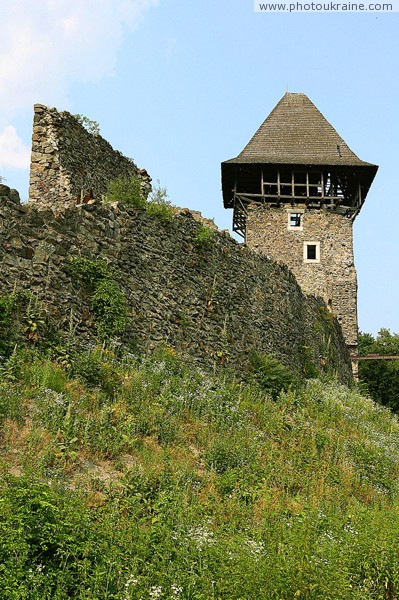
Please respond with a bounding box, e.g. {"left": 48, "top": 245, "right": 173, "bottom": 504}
{"left": 0, "top": 0, "right": 398, "bottom": 336}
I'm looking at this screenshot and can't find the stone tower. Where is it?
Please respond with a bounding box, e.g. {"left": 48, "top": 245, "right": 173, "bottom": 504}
{"left": 221, "top": 92, "right": 378, "bottom": 358}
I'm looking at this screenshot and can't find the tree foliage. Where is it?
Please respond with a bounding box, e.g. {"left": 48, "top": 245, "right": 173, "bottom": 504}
{"left": 73, "top": 114, "right": 100, "bottom": 135}
{"left": 358, "top": 329, "right": 399, "bottom": 413}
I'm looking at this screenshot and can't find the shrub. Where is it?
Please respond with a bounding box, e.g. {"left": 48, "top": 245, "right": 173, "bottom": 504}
{"left": 3, "top": 345, "right": 399, "bottom": 597}
{"left": 358, "top": 329, "right": 399, "bottom": 413}
{"left": 249, "top": 352, "right": 298, "bottom": 398}
{"left": 146, "top": 180, "right": 175, "bottom": 221}
{"left": 0, "top": 295, "right": 15, "bottom": 356}
{"left": 193, "top": 224, "right": 215, "bottom": 250}
{"left": 204, "top": 435, "right": 258, "bottom": 474}
{"left": 0, "top": 290, "right": 45, "bottom": 356}
{"left": 69, "top": 256, "right": 110, "bottom": 291}
{"left": 104, "top": 174, "right": 146, "bottom": 208}
{"left": 73, "top": 113, "right": 100, "bottom": 135}
{"left": 0, "top": 380, "right": 24, "bottom": 426}
{"left": 0, "top": 476, "right": 104, "bottom": 598}
{"left": 69, "top": 257, "right": 129, "bottom": 338}
{"left": 91, "top": 279, "right": 129, "bottom": 337}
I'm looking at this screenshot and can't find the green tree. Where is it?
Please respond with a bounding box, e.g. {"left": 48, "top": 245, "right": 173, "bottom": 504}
{"left": 358, "top": 329, "right": 399, "bottom": 412}
{"left": 73, "top": 114, "right": 100, "bottom": 135}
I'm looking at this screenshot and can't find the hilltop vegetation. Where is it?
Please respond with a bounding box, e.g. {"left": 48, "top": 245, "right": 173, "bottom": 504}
{"left": 359, "top": 329, "right": 399, "bottom": 413}
{"left": 1, "top": 331, "right": 399, "bottom": 598}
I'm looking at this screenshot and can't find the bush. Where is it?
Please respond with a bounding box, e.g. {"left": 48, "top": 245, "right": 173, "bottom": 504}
{"left": 73, "top": 113, "right": 100, "bottom": 135}
{"left": 0, "top": 290, "right": 48, "bottom": 357}
{"left": 70, "top": 347, "right": 122, "bottom": 395}
{"left": 146, "top": 180, "right": 175, "bottom": 221}
{"left": 104, "top": 174, "right": 146, "bottom": 208}
{"left": 0, "top": 476, "right": 104, "bottom": 598}
{"left": 204, "top": 435, "right": 258, "bottom": 474}
{"left": 3, "top": 345, "right": 399, "bottom": 597}
{"left": 249, "top": 352, "right": 298, "bottom": 398}
{"left": 69, "top": 256, "right": 110, "bottom": 291}
{"left": 193, "top": 224, "right": 215, "bottom": 250}
{"left": 0, "top": 295, "right": 15, "bottom": 357}
{"left": 105, "top": 175, "right": 175, "bottom": 221}
{"left": 69, "top": 257, "right": 129, "bottom": 338}
{"left": 91, "top": 279, "right": 129, "bottom": 337}
{"left": 358, "top": 329, "right": 399, "bottom": 413}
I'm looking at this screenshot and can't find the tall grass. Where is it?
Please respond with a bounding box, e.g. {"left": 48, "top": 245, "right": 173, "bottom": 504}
{"left": 1, "top": 345, "right": 399, "bottom": 598}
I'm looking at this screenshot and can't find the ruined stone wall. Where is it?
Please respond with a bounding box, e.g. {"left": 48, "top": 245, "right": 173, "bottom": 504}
{"left": 246, "top": 204, "right": 358, "bottom": 351}
{"left": 0, "top": 187, "right": 353, "bottom": 383}
{"left": 29, "top": 104, "right": 151, "bottom": 212}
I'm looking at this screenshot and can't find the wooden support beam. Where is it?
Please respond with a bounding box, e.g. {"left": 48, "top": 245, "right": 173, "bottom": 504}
{"left": 351, "top": 354, "right": 399, "bottom": 361}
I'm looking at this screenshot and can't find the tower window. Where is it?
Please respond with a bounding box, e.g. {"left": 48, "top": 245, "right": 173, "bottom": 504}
{"left": 289, "top": 213, "right": 302, "bottom": 228}
{"left": 287, "top": 210, "right": 304, "bottom": 230}
{"left": 304, "top": 242, "right": 320, "bottom": 263}
{"left": 307, "top": 244, "right": 316, "bottom": 259}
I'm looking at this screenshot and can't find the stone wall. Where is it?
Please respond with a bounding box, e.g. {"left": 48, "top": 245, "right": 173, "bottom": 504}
{"left": 0, "top": 185, "right": 353, "bottom": 383}
{"left": 246, "top": 203, "right": 358, "bottom": 352}
{"left": 29, "top": 104, "right": 151, "bottom": 212}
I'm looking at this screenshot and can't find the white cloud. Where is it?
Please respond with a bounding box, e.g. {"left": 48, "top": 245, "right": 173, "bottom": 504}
{"left": 0, "top": 0, "right": 158, "bottom": 170}
{"left": 0, "top": 126, "right": 31, "bottom": 169}
{"left": 0, "top": 0, "right": 158, "bottom": 116}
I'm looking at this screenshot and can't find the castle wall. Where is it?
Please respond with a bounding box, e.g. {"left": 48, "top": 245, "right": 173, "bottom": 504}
{"left": 29, "top": 104, "right": 151, "bottom": 212}
{"left": 0, "top": 186, "right": 353, "bottom": 383}
{"left": 246, "top": 204, "right": 358, "bottom": 351}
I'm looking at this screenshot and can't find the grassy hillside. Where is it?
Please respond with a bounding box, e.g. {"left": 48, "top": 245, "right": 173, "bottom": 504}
{"left": 1, "top": 344, "right": 399, "bottom": 599}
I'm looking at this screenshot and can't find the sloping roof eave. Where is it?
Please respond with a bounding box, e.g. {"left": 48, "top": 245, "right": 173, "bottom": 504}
{"left": 224, "top": 93, "right": 375, "bottom": 168}
{"left": 222, "top": 158, "right": 378, "bottom": 168}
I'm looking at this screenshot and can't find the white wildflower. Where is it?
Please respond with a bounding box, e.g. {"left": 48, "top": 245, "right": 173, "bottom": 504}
{"left": 245, "top": 538, "right": 265, "bottom": 557}
{"left": 343, "top": 524, "right": 358, "bottom": 535}
{"left": 125, "top": 575, "right": 139, "bottom": 588}
{"left": 187, "top": 524, "right": 216, "bottom": 549}
{"left": 171, "top": 583, "right": 183, "bottom": 597}
{"left": 149, "top": 585, "right": 163, "bottom": 599}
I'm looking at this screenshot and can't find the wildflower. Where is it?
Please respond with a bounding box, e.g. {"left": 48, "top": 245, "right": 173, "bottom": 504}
{"left": 125, "top": 575, "right": 139, "bottom": 588}
{"left": 149, "top": 585, "right": 163, "bottom": 599}
{"left": 245, "top": 539, "right": 265, "bottom": 557}
{"left": 187, "top": 525, "right": 216, "bottom": 549}
{"left": 322, "top": 530, "right": 335, "bottom": 541}
{"left": 343, "top": 524, "right": 358, "bottom": 535}
{"left": 171, "top": 583, "right": 183, "bottom": 597}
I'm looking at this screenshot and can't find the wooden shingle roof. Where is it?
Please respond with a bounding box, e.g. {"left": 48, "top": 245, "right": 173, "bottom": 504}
{"left": 224, "top": 92, "right": 375, "bottom": 167}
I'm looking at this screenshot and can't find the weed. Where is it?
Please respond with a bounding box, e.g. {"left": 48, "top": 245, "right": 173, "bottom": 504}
{"left": 146, "top": 180, "right": 175, "bottom": 221}
{"left": 0, "top": 289, "right": 31, "bottom": 356}
{"left": 2, "top": 339, "right": 399, "bottom": 598}
{"left": 193, "top": 224, "right": 215, "bottom": 250}
{"left": 103, "top": 174, "right": 146, "bottom": 208}
{"left": 73, "top": 113, "right": 100, "bottom": 135}
{"left": 91, "top": 279, "right": 129, "bottom": 337}
{"left": 69, "top": 256, "right": 110, "bottom": 291}
{"left": 301, "top": 345, "right": 320, "bottom": 378}
{"left": 249, "top": 352, "right": 298, "bottom": 398}
{"left": 69, "top": 257, "right": 129, "bottom": 338}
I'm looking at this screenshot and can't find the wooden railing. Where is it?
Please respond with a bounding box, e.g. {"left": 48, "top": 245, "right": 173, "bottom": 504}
{"left": 351, "top": 354, "right": 399, "bottom": 361}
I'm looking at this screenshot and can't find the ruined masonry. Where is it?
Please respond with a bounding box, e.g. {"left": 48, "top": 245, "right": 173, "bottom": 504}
{"left": 0, "top": 102, "right": 354, "bottom": 382}
{"left": 222, "top": 92, "right": 378, "bottom": 360}
{"left": 29, "top": 104, "right": 151, "bottom": 212}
